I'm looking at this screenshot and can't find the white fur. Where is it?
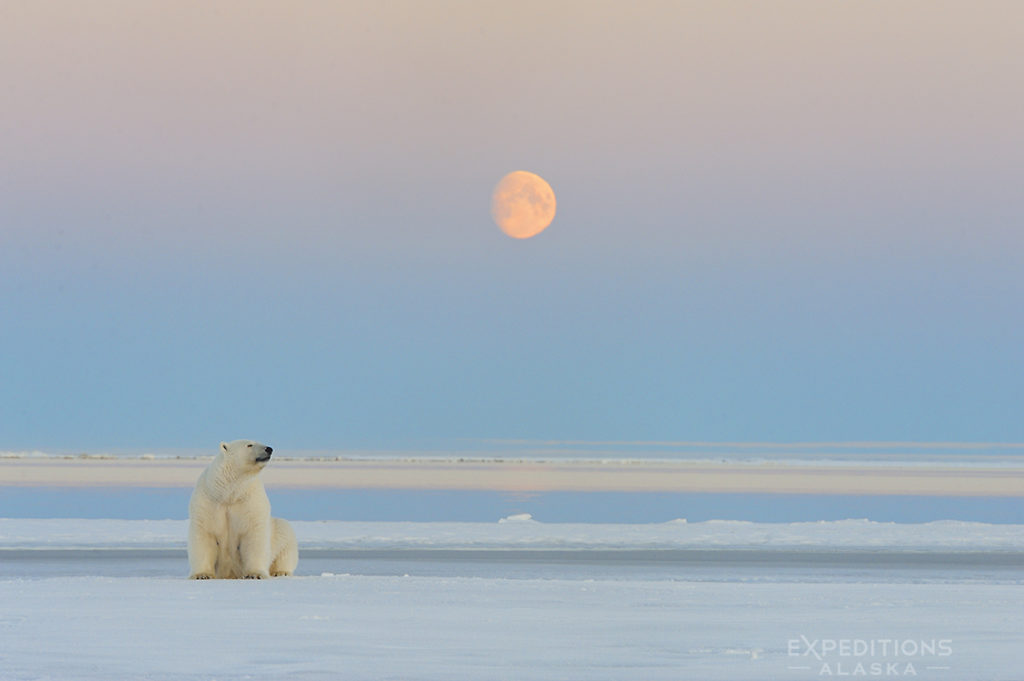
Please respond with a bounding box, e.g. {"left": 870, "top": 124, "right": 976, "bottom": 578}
{"left": 188, "top": 440, "right": 299, "bottom": 579}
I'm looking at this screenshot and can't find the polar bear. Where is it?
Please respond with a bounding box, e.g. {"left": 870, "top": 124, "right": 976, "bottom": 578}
{"left": 188, "top": 440, "right": 298, "bottom": 579}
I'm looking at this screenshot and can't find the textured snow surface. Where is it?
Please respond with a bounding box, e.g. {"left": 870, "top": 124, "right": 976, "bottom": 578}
{"left": 1, "top": 574, "right": 1022, "bottom": 680}
{"left": 2, "top": 518, "right": 1022, "bottom": 680}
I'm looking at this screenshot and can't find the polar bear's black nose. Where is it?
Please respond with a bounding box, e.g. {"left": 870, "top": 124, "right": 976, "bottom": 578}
{"left": 265, "top": 447, "right": 273, "bottom": 456}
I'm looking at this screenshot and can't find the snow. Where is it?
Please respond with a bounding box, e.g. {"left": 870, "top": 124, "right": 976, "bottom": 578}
{"left": 1, "top": 517, "right": 1022, "bottom": 680}
{"left": 1, "top": 568, "right": 1022, "bottom": 680}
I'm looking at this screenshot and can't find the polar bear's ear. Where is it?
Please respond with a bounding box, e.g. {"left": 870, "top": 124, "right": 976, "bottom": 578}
{"left": 220, "top": 442, "right": 228, "bottom": 453}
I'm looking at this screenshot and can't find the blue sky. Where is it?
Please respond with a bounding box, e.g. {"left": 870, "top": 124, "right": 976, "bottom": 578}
{"left": 2, "top": 2, "right": 1023, "bottom": 451}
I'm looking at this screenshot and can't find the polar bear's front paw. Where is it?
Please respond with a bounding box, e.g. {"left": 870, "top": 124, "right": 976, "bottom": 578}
{"left": 270, "top": 570, "right": 293, "bottom": 577}
{"left": 243, "top": 572, "right": 267, "bottom": 579}
{"left": 190, "top": 573, "right": 214, "bottom": 580}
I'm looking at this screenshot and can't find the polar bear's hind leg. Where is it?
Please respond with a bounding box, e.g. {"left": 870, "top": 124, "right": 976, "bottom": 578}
{"left": 270, "top": 517, "right": 299, "bottom": 576}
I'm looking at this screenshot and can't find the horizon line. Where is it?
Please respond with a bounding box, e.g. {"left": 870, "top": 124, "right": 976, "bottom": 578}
{"left": 465, "top": 440, "right": 1024, "bottom": 450}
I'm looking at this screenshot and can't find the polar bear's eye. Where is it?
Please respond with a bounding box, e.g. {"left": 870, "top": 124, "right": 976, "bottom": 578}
{"left": 247, "top": 444, "right": 253, "bottom": 448}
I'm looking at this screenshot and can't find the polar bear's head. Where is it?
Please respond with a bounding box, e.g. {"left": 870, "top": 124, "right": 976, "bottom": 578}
{"left": 219, "top": 439, "right": 274, "bottom": 471}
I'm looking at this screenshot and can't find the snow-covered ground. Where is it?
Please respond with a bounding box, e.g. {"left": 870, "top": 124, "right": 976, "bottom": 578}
{"left": 1, "top": 517, "right": 1022, "bottom": 680}
{"left": 3, "top": 572, "right": 1022, "bottom": 681}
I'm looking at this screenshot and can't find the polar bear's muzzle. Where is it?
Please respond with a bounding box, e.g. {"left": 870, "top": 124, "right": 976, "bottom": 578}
{"left": 254, "top": 446, "right": 273, "bottom": 463}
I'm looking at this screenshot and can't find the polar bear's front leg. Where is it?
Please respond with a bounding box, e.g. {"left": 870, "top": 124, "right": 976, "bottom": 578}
{"left": 239, "top": 522, "right": 272, "bottom": 579}
{"left": 188, "top": 522, "right": 218, "bottom": 579}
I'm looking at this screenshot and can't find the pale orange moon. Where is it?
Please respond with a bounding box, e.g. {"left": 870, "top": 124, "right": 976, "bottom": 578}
{"left": 491, "top": 171, "right": 556, "bottom": 239}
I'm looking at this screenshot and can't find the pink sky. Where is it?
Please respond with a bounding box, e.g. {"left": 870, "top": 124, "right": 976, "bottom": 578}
{"left": 2, "top": 2, "right": 1023, "bottom": 449}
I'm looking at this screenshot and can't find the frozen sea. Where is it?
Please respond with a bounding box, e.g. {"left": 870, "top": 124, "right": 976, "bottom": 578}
{"left": 3, "top": 516, "right": 1023, "bottom": 680}
{"left": 1, "top": 448, "right": 1022, "bottom": 680}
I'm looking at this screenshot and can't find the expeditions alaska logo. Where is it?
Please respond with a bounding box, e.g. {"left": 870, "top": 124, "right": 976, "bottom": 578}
{"left": 787, "top": 636, "right": 953, "bottom": 677}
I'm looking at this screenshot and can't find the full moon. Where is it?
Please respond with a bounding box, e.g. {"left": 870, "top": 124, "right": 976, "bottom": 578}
{"left": 491, "top": 170, "right": 556, "bottom": 239}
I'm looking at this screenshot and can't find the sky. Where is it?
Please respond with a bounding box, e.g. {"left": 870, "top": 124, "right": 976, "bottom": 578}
{"left": 2, "top": 1, "right": 1023, "bottom": 452}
